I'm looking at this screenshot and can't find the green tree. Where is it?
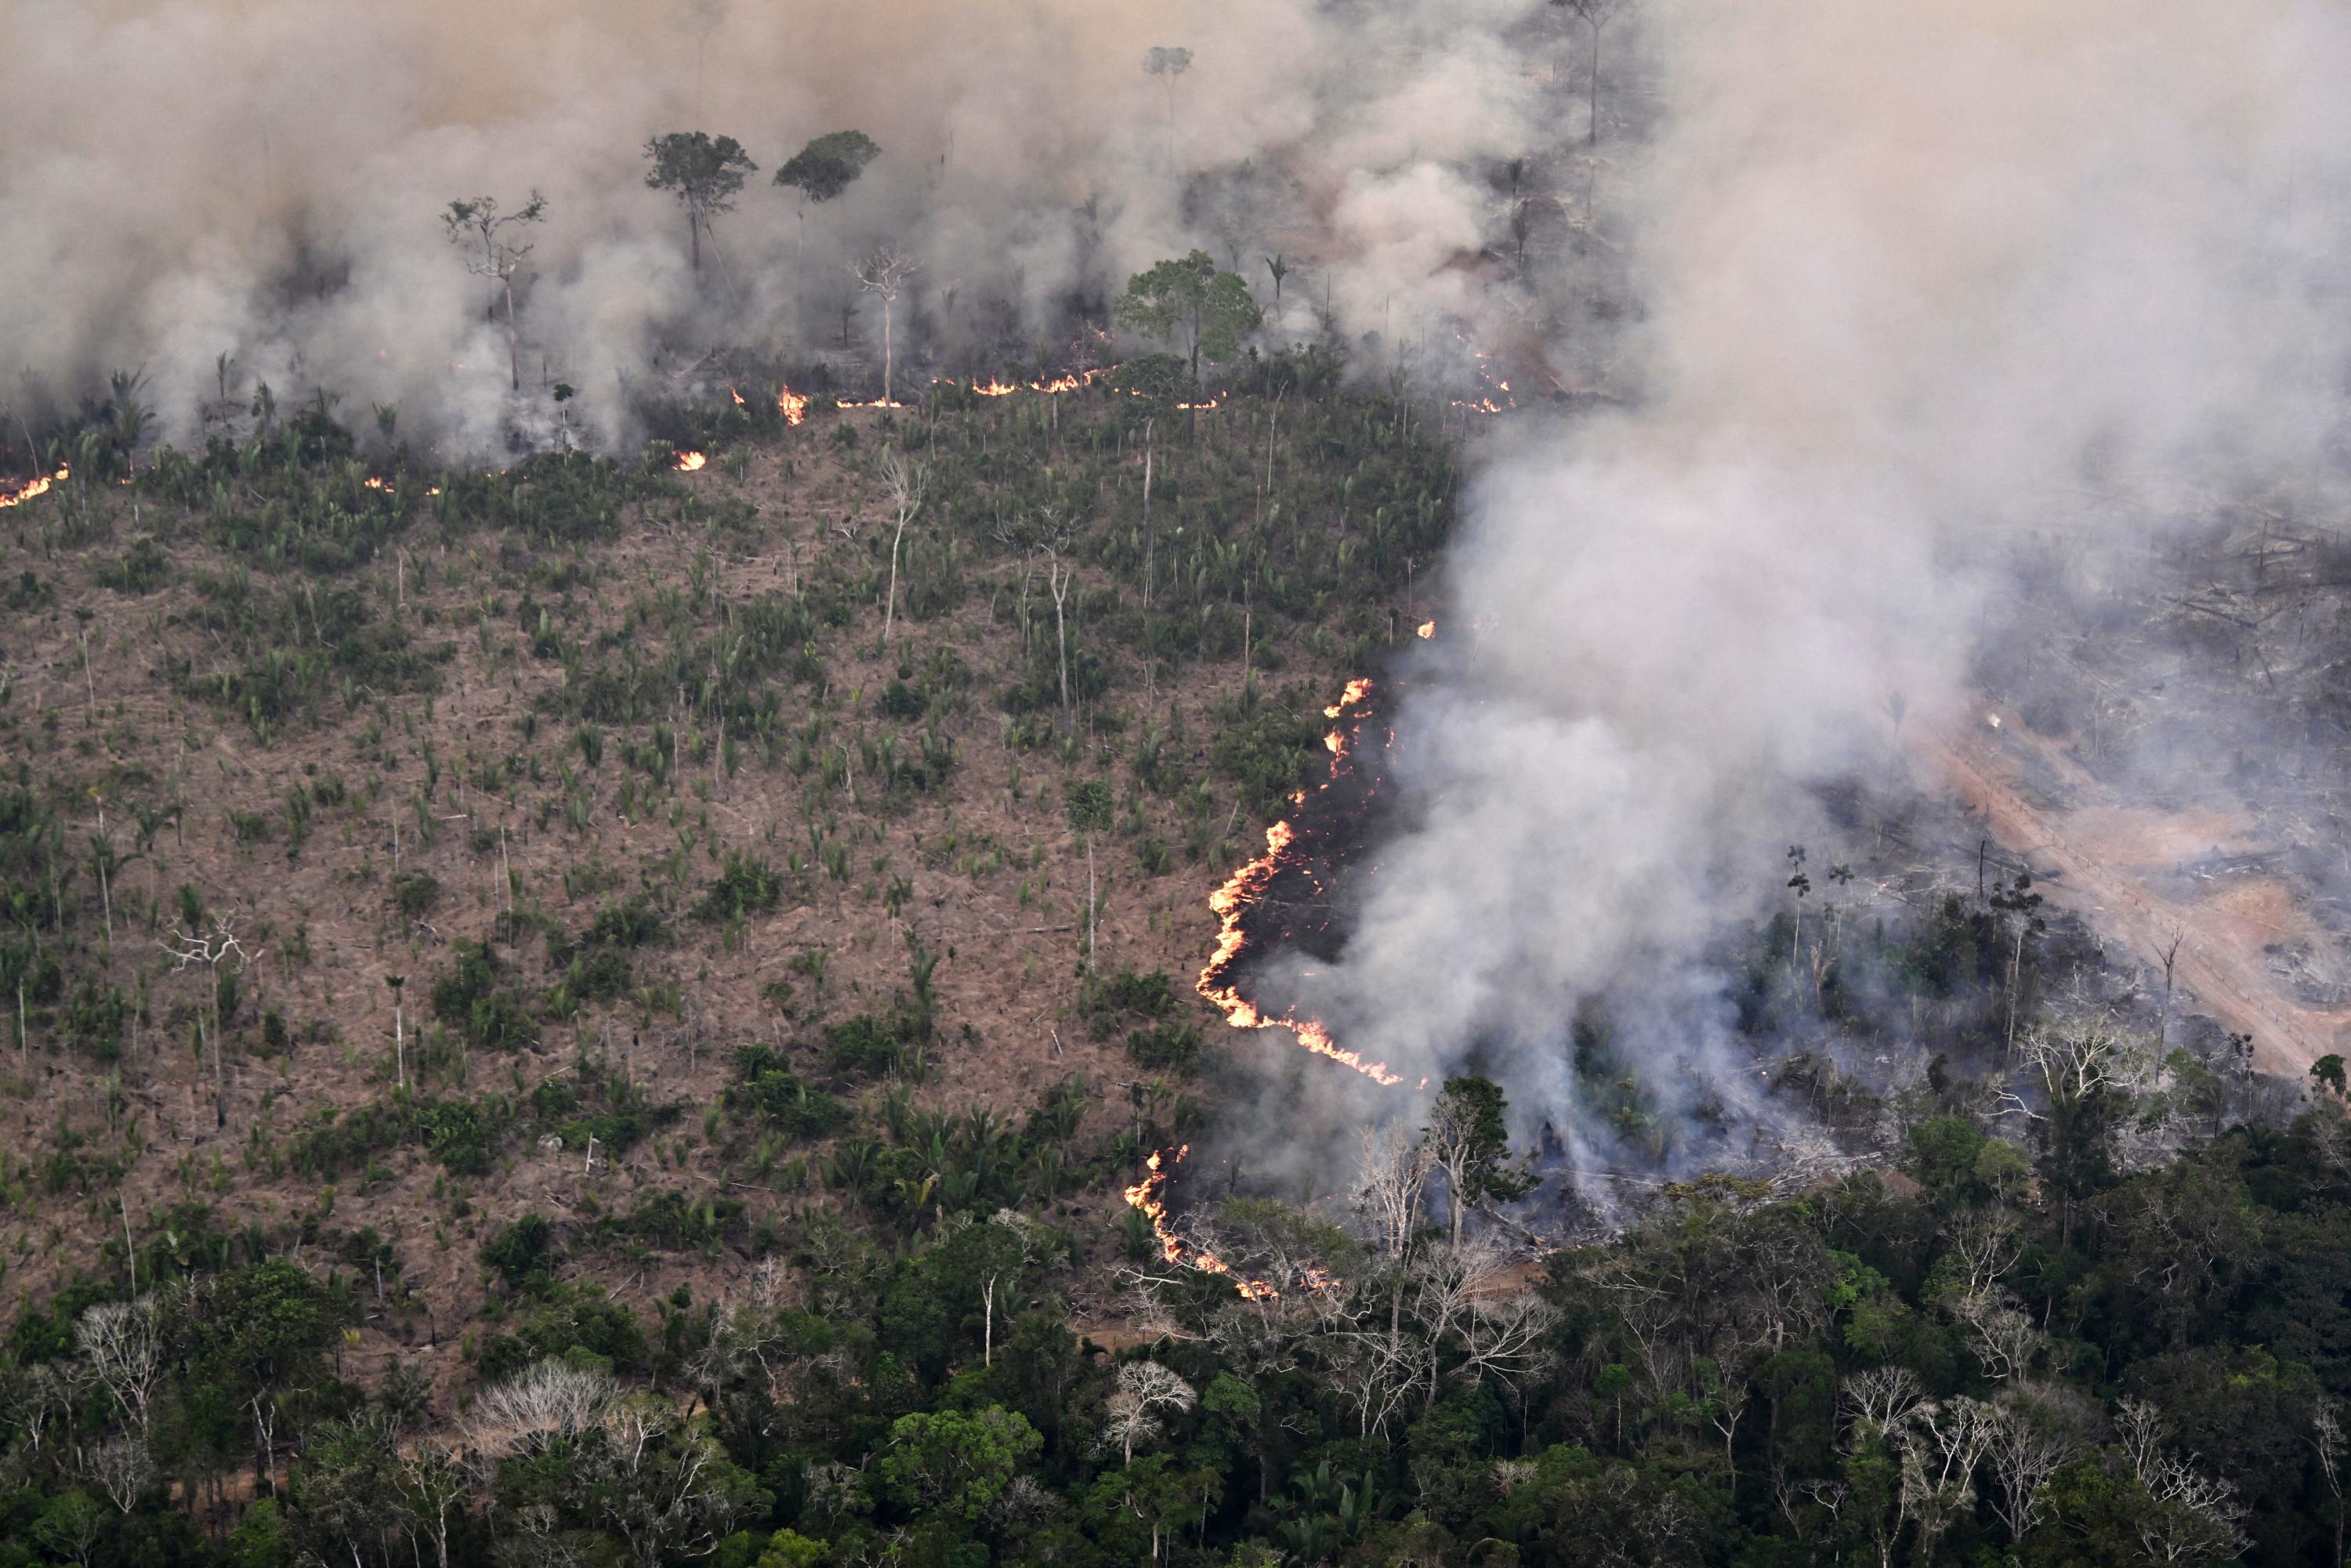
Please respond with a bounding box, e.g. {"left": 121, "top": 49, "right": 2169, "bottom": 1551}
{"left": 756, "top": 1529, "right": 831, "bottom": 1568}
{"left": 643, "top": 132, "right": 758, "bottom": 273}
{"left": 1141, "top": 45, "right": 1192, "bottom": 168}
{"left": 224, "top": 1497, "right": 293, "bottom": 1568}
{"left": 33, "top": 1488, "right": 106, "bottom": 1566}
{"left": 1115, "top": 250, "right": 1260, "bottom": 385}
{"left": 285, "top": 1414, "right": 400, "bottom": 1568}
{"left": 184, "top": 1258, "right": 349, "bottom": 1493}
{"left": 1425, "top": 1074, "right": 1536, "bottom": 1244}
{"left": 1066, "top": 779, "right": 1115, "bottom": 971}
{"left": 773, "top": 129, "right": 880, "bottom": 259}
{"left": 875, "top": 1406, "right": 1041, "bottom": 1523}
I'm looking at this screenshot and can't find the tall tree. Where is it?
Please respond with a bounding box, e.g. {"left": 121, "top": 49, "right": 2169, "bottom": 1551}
{"left": 851, "top": 243, "right": 918, "bottom": 405}
{"left": 1424, "top": 1075, "right": 1537, "bottom": 1245}
{"left": 1552, "top": 0, "right": 1637, "bottom": 146}
{"left": 774, "top": 129, "right": 881, "bottom": 261}
{"left": 1142, "top": 45, "right": 1193, "bottom": 168}
{"left": 877, "top": 441, "right": 928, "bottom": 646}
{"left": 442, "top": 191, "right": 547, "bottom": 391}
{"left": 1115, "top": 251, "right": 1260, "bottom": 386}
{"left": 643, "top": 132, "right": 757, "bottom": 273}
{"left": 1065, "top": 779, "right": 1114, "bottom": 971}
{"left": 184, "top": 1258, "right": 347, "bottom": 1494}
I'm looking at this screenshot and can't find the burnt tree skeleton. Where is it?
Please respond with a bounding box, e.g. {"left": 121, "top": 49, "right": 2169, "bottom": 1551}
{"left": 878, "top": 443, "right": 929, "bottom": 648}
{"left": 851, "top": 244, "right": 917, "bottom": 405}
{"left": 441, "top": 192, "right": 547, "bottom": 392}
{"left": 160, "top": 914, "right": 259, "bottom": 1130}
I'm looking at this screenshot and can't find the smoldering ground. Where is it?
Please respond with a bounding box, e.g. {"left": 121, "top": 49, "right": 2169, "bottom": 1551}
{"left": 1207, "top": 0, "right": 2351, "bottom": 1211}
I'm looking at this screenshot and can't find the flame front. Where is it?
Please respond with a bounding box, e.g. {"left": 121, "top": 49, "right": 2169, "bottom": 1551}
{"left": 1122, "top": 1145, "right": 1279, "bottom": 1298}
{"left": 1194, "top": 676, "right": 1402, "bottom": 1087}
{"left": 1127, "top": 668, "right": 1418, "bottom": 1302}
{"left": 0, "top": 465, "right": 68, "bottom": 509}
{"left": 1324, "top": 678, "right": 1374, "bottom": 719}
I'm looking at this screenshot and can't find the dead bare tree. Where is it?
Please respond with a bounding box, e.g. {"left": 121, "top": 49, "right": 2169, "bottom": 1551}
{"left": 387, "top": 973, "right": 408, "bottom": 1089}
{"left": 397, "top": 1439, "right": 470, "bottom": 1568}
{"left": 1840, "top": 1365, "right": 1925, "bottom": 1436}
{"left": 1552, "top": 0, "right": 1638, "bottom": 147}
{"left": 2160, "top": 925, "right": 2186, "bottom": 1045}
{"left": 1947, "top": 1287, "right": 2041, "bottom": 1384}
{"left": 82, "top": 1434, "right": 155, "bottom": 1513}
{"left": 75, "top": 1298, "right": 164, "bottom": 1436}
{"left": 1444, "top": 1254, "right": 1560, "bottom": 1393}
{"left": 1943, "top": 1207, "right": 2026, "bottom": 1301}
{"left": 443, "top": 192, "right": 548, "bottom": 392}
{"left": 878, "top": 443, "right": 929, "bottom": 648}
{"left": 1045, "top": 552, "right": 1075, "bottom": 730}
{"left": 1895, "top": 1398, "right": 1998, "bottom": 1565}
{"left": 1982, "top": 1383, "right": 2092, "bottom": 1543}
{"left": 2313, "top": 1397, "right": 2347, "bottom": 1568}
{"left": 980, "top": 1209, "right": 1049, "bottom": 1368}
{"left": 468, "top": 1360, "right": 616, "bottom": 1454}
{"left": 160, "top": 913, "right": 259, "bottom": 1129}
{"left": 1141, "top": 417, "right": 1157, "bottom": 608}
{"left": 1352, "top": 1123, "right": 1432, "bottom": 1262}
{"left": 2116, "top": 1396, "right": 2251, "bottom": 1564}
{"left": 1103, "top": 1361, "right": 1197, "bottom": 1464}
{"left": 850, "top": 244, "right": 918, "bottom": 404}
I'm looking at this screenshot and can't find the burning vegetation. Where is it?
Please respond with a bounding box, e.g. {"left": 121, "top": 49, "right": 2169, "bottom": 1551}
{"left": 8, "top": 1, "right": 2351, "bottom": 1564}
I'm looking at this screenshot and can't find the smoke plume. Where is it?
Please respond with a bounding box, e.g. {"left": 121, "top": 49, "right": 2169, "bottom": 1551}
{"left": 1266, "top": 0, "right": 2351, "bottom": 1187}
{"left": 2, "top": 0, "right": 1565, "bottom": 457}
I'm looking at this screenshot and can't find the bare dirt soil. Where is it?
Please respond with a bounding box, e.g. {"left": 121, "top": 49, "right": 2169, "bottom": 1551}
{"left": 0, "top": 415, "right": 1313, "bottom": 1364}
{"left": 1915, "top": 699, "right": 2351, "bottom": 1074}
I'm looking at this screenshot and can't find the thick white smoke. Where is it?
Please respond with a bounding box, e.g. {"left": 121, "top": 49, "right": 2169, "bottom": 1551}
{"left": 2, "top": 0, "right": 1568, "bottom": 457}
{"left": 1273, "top": 0, "right": 2351, "bottom": 1175}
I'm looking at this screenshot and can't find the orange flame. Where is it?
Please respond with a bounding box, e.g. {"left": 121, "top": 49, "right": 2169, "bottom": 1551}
{"left": 945, "top": 368, "right": 1113, "bottom": 399}
{"left": 1195, "top": 675, "right": 1402, "bottom": 1087}
{"left": 1417, "top": 621, "right": 1436, "bottom": 639}
{"left": 730, "top": 386, "right": 746, "bottom": 407}
{"left": 0, "top": 465, "right": 68, "bottom": 509}
{"left": 1323, "top": 679, "right": 1374, "bottom": 719}
{"left": 777, "top": 385, "right": 809, "bottom": 426}
{"left": 1123, "top": 1145, "right": 1284, "bottom": 1298}
{"left": 1128, "top": 669, "right": 1417, "bottom": 1302}
{"left": 674, "top": 451, "right": 707, "bottom": 473}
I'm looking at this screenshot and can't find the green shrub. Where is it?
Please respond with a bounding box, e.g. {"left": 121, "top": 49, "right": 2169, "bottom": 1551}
{"left": 391, "top": 870, "right": 440, "bottom": 920}
{"left": 481, "top": 1212, "right": 558, "bottom": 1291}
{"left": 697, "top": 852, "right": 783, "bottom": 922}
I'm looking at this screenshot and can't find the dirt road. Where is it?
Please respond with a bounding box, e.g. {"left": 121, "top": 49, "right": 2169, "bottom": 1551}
{"left": 1911, "top": 704, "right": 2351, "bottom": 1075}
